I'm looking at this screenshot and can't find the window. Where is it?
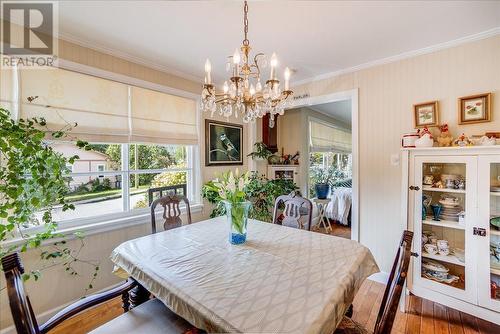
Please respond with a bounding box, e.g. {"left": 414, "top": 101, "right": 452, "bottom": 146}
{"left": 2, "top": 64, "right": 201, "bottom": 227}
{"left": 42, "top": 142, "right": 196, "bottom": 223}
{"left": 308, "top": 119, "right": 352, "bottom": 196}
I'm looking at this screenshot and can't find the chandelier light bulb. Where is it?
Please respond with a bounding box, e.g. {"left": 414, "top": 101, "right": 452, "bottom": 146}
{"left": 269, "top": 52, "right": 277, "bottom": 79}
{"left": 204, "top": 59, "right": 212, "bottom": 84}
{"left": 223, "top": 81, "right": 229, "bottom": 94}
{"left": 249, "top": 84, "right": 256, "bottom": 96}
{"left": 233, "top": 49, "right": 241, "bottom": 65}
{"left": 284, "top": 67, "right": 291, "bottom": 90}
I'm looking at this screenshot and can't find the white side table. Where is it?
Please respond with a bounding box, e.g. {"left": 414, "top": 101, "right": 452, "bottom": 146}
{"left": 313, "top": 198, "right": 332, "bottom": 233}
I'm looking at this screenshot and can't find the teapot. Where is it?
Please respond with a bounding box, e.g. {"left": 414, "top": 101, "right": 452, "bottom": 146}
{"left": 415, "top": 133, "right": 434, "bottom": 148}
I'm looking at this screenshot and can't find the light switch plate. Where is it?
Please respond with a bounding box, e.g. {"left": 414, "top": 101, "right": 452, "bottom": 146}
{"left": 390, "top": 154, "right": 400, "bottom": 166}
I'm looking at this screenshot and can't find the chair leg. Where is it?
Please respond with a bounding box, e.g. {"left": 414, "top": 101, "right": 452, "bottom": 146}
{"left": 121, "top": 291, "right": 131, "bottom": 312}
{"left": 129, "top": 280, "right": 150, "bottom": 308}
{"left": 345, "top": 304, "right": 353, "bottom": 318}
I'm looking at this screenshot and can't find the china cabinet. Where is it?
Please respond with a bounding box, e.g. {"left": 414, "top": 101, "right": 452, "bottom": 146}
{"left": 402, "top": 146, "right": 500, "bottom": 324}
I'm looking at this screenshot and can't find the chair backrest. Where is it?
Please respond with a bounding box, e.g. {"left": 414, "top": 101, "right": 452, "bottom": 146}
{"left": 272, "top": 192, "right": 313, "bottom": 231}
{"left": 150, "top": 194, "right": 192, "bottom": 234}
{"left": 373, "top": 230, "right": 414, "bottom": 334}
{"left": 1, "top": 253, "right": 39, "bottom": 334}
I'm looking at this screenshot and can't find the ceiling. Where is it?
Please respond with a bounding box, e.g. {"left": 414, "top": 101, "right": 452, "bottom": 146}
{"left": 58, "top": 1, "right": 500, "bottom": 85}
{"left": 309, "top": 101, "right": 352, "bottom": 128}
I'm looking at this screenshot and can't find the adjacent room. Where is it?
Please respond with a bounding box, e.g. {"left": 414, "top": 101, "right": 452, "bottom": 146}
{"left": 0, "top": 1, "right": 499, "bottom": 333}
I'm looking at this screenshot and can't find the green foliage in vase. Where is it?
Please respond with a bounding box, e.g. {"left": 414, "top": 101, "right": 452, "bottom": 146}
{"left": 0, "top": 107, "right": 99, "bottom": 292}
{"left": 201, "top": 172, "right": 298, "bottom": 222}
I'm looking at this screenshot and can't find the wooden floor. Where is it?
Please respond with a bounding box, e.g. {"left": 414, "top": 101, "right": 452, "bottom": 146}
{"left": 51, "top": 281, "right": 500, "bottom": 334}
{"left": 314, "top": 220, "right": 352, "bottom": 239}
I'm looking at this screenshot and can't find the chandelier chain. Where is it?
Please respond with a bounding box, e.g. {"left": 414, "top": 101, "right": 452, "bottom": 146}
{"left": 243, "top": 1, "right": 249, "bottom": 46}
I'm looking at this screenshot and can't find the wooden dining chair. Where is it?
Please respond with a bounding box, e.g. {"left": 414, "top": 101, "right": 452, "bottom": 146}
{"left": 151, "top": 194, "right": 192, "bottom": 234}
{"left": 1, "top": 252, "right": 200, "bottom": 334}
{"left": 334, "top": 230, "right": 414, "bottom": 334}
{"left": 272, "top": 192, "right": 313, "bottom": 231}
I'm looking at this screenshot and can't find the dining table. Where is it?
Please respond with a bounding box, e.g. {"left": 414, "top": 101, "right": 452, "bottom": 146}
{"left": 111, "top": 217, "right": 379, "bottom": 334}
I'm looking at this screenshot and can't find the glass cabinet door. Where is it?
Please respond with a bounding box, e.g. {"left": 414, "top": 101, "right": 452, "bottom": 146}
{"left": 478, "top": 156, "right": 500, "bottom": 312}
{"left": 413, "top": 156, "right": 477, "bottom": 303}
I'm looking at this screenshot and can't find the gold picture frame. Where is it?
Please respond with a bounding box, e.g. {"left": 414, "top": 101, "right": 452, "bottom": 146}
{"left": 458, "top": 93, "right": 491, "bottom": 124}
{"left": 414, "top": 101, "right": 439, "bottom": 128}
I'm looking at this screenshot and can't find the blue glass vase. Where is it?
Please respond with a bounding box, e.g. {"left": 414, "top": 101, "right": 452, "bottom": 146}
{"left": 431, "top": 204, "right": 443, "bottom": 221}
{"left": 223, "top": 201, "right": 251, "bottom": 245}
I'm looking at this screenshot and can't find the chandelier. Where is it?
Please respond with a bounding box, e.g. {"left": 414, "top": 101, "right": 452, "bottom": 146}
{"left": 201, "top": 1, "right": 293, "bottom": 128}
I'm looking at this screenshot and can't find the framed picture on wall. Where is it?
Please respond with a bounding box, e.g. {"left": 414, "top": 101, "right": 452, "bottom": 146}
{"left": 414, "top": 101, "right": 439, "bottom": 128}
{"left": 458, "top": 93, "right": 491, "bottom": 124}
{"left": 205, "top": 119, "right": 243, "bottom": 166}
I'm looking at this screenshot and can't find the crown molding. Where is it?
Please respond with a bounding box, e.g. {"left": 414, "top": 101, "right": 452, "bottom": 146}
{"left": 292, "top": 27, "right": 500, "bottom": 88}
{"left": 58, "top": 32, "right": 203, "bottom": 83}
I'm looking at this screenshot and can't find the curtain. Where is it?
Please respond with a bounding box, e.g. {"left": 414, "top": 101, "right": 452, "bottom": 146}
{"left": 310, "top": 120, "right": 351, "bottom": 152}
{"left": 16, "top": 67, "right": 198, "bottom": 144}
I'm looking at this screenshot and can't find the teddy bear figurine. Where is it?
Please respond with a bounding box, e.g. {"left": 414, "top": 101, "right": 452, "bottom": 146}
{"left": 436, "top": 124, "right": 453, "bottom": 147}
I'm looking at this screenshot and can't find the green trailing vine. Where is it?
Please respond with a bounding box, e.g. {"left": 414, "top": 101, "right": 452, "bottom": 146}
{"left": 0, "top": 106, "right": 99, "bottom": 293}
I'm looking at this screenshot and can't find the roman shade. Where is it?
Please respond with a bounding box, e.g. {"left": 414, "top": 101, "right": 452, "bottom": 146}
{"left": 0, "top": 67, "right": 15, "bottom": 112}
{"left": 17, "top": 67, "right": 198, "bottom": 144}
{"left": 310, "top": 120, "right": 351, "bottom": 152}
{"left": 130, "top": 86, "right": 197, "bottom": 145}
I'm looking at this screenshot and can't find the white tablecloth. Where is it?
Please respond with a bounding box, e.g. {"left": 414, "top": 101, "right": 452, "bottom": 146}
{"left": 111, "top": 217, "right": 379, "bottom": 334}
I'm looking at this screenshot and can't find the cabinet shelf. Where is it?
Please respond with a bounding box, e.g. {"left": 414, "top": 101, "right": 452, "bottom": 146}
{"left": 422, "top": 186, "right": 466, "bottom": 194}
{"left": 422, "top": 219, "right": 465, "bottom": 230}
{"left": 491, "top": 268, "right": 500, "bottom": 276}
{"left": 422, "top": 252, "right": 465, "bottom": 266}
{"left": 491, "top": 229, "right": 500, "bottom": 236}
{"left": 490, "top": 192, "right": 500, "bottom": 197}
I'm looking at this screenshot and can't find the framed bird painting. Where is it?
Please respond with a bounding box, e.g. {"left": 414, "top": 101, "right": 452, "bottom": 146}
{"left": 205, "top": 120, "right": 243, "bottom": 166}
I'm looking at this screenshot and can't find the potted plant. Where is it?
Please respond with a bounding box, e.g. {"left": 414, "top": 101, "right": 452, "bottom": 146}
{"left": 0, "top": 107, "right": 98, "bottom": 291}
{"left": 247, "top": 142, "right": 272, "bottom": 161}
{"left": 310, "top": 166, "right": 333, "bottom": 199}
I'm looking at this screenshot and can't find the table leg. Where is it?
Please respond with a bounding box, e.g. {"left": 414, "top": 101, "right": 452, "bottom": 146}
{"left": 121, "top": 290, "right": 131, "bottom": 312}
{"left": 129, "top": 279, "right": 150, "bottom": 308}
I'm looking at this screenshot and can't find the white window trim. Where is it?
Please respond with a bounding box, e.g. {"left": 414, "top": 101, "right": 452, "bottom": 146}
{"left": 1, "top": 60, "right": 203, "bottom": 244}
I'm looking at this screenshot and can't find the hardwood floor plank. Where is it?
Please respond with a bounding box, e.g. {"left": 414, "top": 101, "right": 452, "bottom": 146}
{"left": 459, "top": 311, "right": 480, "bottom": 334}
{"left": 406, "top": 294, "right": 422, "bottom": 334}
{"left": 476, "top": 317, "right": 500, "bottom": 334}
{"left": 420, "top": 298, "right": 434, "bottom": 333}
{"left": 365, "top": 282, "right": 385, "bottom": 332}
{"left": 447, "top": 308, "right": 464, "bottom": 334}
{"left": 433, "top": 303, "right": 450, "bottom": 334}
{"left": 353, "top": 280, "right": 380, "bottom": 327}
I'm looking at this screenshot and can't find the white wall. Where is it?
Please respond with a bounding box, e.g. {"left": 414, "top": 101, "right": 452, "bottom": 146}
{"left": 292, "top": 35, "right": 500, "bottom": 273}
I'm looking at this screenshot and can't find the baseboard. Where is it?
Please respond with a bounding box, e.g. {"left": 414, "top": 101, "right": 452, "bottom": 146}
{"left": 0, "top": 282, "right": 123, "bottom": 334}
{"left": 368, "top": 271, "right": 389, "bottom": 284}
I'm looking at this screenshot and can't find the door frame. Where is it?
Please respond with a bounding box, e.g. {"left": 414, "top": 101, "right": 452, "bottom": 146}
{"left": 291, "top": 89, "right": 359, "bottom": 241}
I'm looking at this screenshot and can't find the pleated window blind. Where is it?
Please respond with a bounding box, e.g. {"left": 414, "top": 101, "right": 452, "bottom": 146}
{"left": 310, "top": 120, "right": 352, "bottom": 153}
{"left": 15, "top": 67, "right": 197, "bottom": 144}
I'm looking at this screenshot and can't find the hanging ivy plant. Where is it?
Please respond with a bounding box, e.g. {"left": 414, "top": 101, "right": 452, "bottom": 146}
{"left": 0, "top": 106, "right": 99, "bottom": 293}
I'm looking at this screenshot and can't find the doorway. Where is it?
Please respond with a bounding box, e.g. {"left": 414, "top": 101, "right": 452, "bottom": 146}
{"left": 290, "top": 89, "right": 359, "bottom": 241}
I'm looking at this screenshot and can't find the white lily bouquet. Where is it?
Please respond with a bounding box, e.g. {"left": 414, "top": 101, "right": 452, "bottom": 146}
{"left": 209, "top": 169, "right": 252, "bottom": 244}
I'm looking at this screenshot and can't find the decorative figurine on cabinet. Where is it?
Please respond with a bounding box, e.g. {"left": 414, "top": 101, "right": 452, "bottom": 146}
{"left": 414, "top": 127, "right": 434, "bottom": 147}
{"left": 453, "top": 133, "right": 473, "bottom": 147}
{"left": 437, "top": 124, "right": 453, "bottom": 147}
